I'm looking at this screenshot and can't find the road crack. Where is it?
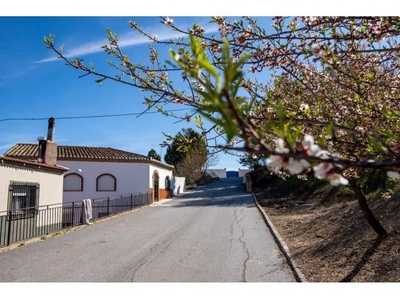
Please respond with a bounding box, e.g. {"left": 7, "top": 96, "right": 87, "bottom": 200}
{"left": 234, "top": 207, "right": 250, "bottom": 282}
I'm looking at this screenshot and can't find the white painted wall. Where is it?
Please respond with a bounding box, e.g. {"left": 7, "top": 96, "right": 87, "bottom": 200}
{"left": 149, "top": 164, "right": 173, "bottom": 189}
{"left": 206, "top": 168, "right": 227, "bottom": 179}
{"left": 172, "top": 177, "right": 186, "bottom": 195}
{"left": 61, "top": 161, "right": 152, "bottom": 204}
{"left": 238, "top": 168, "right": 252, "bottom": 177}
{"left": 0, "top": 163, "right": 64, "bottom": 213}
{"left": 60, "top": 161, "right": 173, "bottom": 204}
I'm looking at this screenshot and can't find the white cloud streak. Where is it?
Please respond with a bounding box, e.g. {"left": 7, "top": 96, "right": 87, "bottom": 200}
{"left": 37, "top": 23, "right": 219, "bottom": 63}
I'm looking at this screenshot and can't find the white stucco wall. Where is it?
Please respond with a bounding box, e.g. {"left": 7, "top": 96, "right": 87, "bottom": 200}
{"left": 0, "top": 163, "right": 64, "bottom": 213}
{"left": 149, "top": 164, "right": 173, "bottom": 190}
{"left": 206, "top": 168, "right": 227, "bottom": 179}
{"left": 238, "top": 168, "right": 252, "bottom": 177}
{"left": 60, "top": 161, "right": 154, "bottom": 204}
{"left": 172, "top": 177, "right": 186, "bottom": 195}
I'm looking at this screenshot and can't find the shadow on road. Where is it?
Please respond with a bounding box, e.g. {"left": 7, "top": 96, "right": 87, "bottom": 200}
{"left": 167, "top": 178, "right": 255, "bottom": 208}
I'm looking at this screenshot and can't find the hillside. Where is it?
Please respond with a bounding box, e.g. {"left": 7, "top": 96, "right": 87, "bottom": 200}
{"left": 251, "top": 169, "right": 400, "bottom": 282}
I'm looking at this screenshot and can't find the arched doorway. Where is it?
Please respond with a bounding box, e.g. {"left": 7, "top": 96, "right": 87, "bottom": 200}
{"left": 153, "top": 171, "right": 159, "bottom": 202}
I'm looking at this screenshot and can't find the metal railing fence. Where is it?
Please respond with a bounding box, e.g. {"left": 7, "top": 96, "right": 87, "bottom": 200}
{"left": 0, "top": 192, "right": 150, "bottom": 247}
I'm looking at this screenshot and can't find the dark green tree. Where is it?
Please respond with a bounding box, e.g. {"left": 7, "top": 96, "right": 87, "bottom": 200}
{"left": 164, "top": 128, "right": 209, "bottom": 183}
{"left": 164, "top": 128, "right": 206, "bottom": 167}
{"left": 238, "top": 154, "right": 266, "bottom": 170}
{"left": 147, "top": 148, "right": 161, "bottom": 161}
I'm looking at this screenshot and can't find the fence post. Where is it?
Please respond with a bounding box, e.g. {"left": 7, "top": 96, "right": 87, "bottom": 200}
{"left": 7, "top": 211, "right": 12, "bottom": 246}
{"left": 71, "top": 202, "right": 75, "bottom": 228}
{"left": 130, "top": 194, "right": 133, "bottom": 210}
{"left": 107, "top": 197, "right": 110, "bottom": 216}
{"left": 46, "top": 205, "right": 50, "bottom": 235}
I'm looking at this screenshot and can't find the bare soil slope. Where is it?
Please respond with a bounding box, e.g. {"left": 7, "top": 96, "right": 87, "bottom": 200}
{"left": 252, "top": 171, "right": 400, "bottom": 282}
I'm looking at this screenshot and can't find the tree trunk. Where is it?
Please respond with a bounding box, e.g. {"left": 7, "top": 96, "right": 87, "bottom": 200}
{"left": 349, "top": 179, "right": 387, "bottom": 237}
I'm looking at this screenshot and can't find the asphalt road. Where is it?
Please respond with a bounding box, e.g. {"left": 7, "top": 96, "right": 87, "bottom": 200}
{"left": 0, "top": 177, "right": 295, "bottom": 282}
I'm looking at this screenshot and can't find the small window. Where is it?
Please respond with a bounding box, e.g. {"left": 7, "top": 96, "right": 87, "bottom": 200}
{"left": 8, "top": 182, "right": 39, "bottom": 220}
{"left": 97, "top": 174, "right": 116, "bottom": 191}
{"left": 64, "top": 173, "right": 84, "bottom": 191}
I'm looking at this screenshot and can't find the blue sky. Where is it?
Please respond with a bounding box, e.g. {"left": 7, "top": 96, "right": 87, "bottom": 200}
{"left": 1, "top": 2, "right": 395, "bottom": 171}
{"left": 0, "top": 15, "right": 253, "bottom": 170}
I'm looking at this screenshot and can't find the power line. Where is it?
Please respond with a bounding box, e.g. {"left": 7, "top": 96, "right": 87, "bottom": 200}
{"left": 0, "top": 108, "right": 191, "bottom": 123}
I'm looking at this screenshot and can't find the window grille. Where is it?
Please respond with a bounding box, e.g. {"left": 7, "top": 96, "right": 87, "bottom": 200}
{"left": 8, "top": 182, "right": 39, "bottom": 220}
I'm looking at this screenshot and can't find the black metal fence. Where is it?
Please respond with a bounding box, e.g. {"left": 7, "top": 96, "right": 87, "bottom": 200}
{"left": 0, "top": 192, "right": 150, "bottom": 248}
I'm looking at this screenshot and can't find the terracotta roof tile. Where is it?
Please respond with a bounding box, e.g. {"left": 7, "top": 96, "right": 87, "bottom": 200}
{"left": 0, "top": 155, "right": 68, "bottom": 172}
{"left": 4, "top": 143, "right": 174, "bottom": 169}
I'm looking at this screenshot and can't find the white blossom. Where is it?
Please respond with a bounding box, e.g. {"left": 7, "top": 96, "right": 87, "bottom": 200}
{"left": 328, "top": 173, "right": 349, "bottom": 186}
{"left": 313, "top": 162, "right": 334, "bottom": 179}
{"left": 300, "top": 103, "right": 309, "bottom": 112}
{"left": 275, "top": 138, "right": 289, "bottom": 154}
{"left": 313, "top": 162, "right": 349, "bottom": 186}
{"left": 311, "top": 43, "right": 325, "bottom": 57}
{"left": 286, "top": 157, "right": 310, "bottom": 175}
{"left": 164, "top": 17, "right": 174, "bottom": 26}
{"left": 355, "top": 126, "right": 366, "bottom": 136}
{"left": 297, "top": 174, "right": 308, "bottom": 181}
{"left": 266, "top": 138, "right": 309, "bottom": 175}
{"left": 173, "top": 53, "right": 180, "bottom": 61}
{"left": 302, "top": 134, "right": 321, "bottom": 156}
{"left": 266, "top": 155, "right": 286, "bottom": 174}
{"left": 387, "top": 171, "right": 400, "bottom": 180}
{"left": 305, "top": 16, "right": 317, "bottom": 26}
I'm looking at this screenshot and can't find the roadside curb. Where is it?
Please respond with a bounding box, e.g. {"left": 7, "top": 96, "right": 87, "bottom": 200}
{"left": 252, "top": 192, "right": 307, "bottom": 282}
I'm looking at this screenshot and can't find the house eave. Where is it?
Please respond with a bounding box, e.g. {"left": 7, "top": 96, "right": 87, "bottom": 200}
{"left": 0, "top": 156, "right": 69, "bottom": 174}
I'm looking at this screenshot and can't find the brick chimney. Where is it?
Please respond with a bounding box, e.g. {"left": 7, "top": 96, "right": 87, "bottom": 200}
{"left": 38, "top": 118, "right": 58, "bottom": 165}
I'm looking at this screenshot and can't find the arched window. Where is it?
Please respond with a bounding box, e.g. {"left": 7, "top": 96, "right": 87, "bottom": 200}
{"left": 165, "top": 176, "right": 171, "bottom": 190}
{"left": 64, "top": 173, "right": 84, "bottom": 191}
{"left": 96, "top": 174, "right": 116, "bottom": 191}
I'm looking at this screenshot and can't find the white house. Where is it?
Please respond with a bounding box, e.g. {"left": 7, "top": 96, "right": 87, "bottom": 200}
{"left": 0, "top": 156, "right": 68, "bottom": 213}
{"left": 0, "top": 155, "right": 68, "bottom": 246}
{"left": 5, "top": 144, "right": 175, "bottom": 205}
{"left": 4, "top": 118, "right": 175, "bottom": 205}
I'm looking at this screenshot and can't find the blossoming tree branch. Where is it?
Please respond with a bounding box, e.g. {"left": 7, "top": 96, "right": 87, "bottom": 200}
{"left": 45, "top": 17, "right": 400, "bottom": 236}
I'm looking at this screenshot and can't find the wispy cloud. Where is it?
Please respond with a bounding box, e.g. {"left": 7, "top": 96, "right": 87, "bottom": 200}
{"left": 37, "top": 23, "right": 219, "bottom": 63}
